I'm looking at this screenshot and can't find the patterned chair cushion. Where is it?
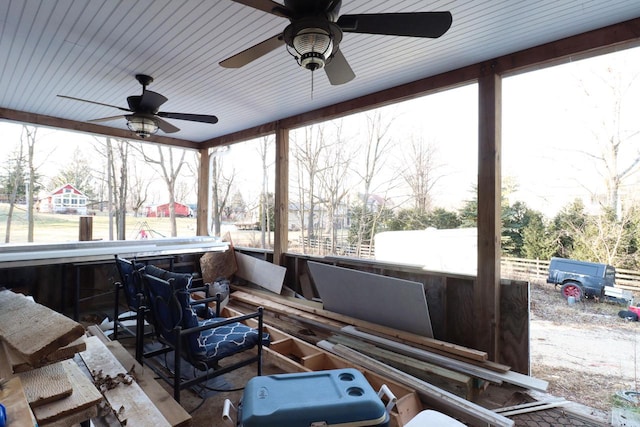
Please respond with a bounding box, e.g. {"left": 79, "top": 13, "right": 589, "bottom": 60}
{"left": 197, "top": 317, "right": 262, "bottom": 360}
{"left": 143, "top": 264, "right": 267, "bottom": 360}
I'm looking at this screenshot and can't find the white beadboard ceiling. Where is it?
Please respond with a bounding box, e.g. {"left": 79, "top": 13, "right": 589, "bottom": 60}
{"left": 0, "top": 0, "right": 639, "bottom": 144}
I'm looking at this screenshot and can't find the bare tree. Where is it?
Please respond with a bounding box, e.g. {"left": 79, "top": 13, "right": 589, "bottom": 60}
{"left": 578, "top": 64, "right": 640, "bottom": 217}
{"left": 351, "top": 111, "right": 397, "bottom": 253}
{"left": 401, "top": 135, "right": 444, "bottom": 213}
{"left": 128, "top": 157, "right": 152, "bottom": 217}
{"left": 3, "top": 143, "right": 26, "bottom": 243}
{"left": 24, "top": 126, "right": 40, "bottom": 242}
{"left": 50, "top": 147, "right": 96, "bottom": 198}
{"left": 292, "top": 125, "right": 328, "bottom": 253}
{"left": 135, "top": 144, "right": 187, "bottom": 237}
{"left": 211, "top": 153, "right": 235, "bottom": 236}
{"left": 257, "top": 136, "right": 275, "bottom": 248}
{"left": 92, "top": 137, "right": 131, "bottom": 239}
{"left": 316, "top": 121, "right": 355, "bottom": 253}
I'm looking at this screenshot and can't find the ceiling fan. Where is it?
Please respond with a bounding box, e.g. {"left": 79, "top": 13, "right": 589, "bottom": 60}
{"left": 219, "top": 0, "right": 452, "bottom": 85}
{"left": 58, "top": 74, "right": 219, "bottom": 138}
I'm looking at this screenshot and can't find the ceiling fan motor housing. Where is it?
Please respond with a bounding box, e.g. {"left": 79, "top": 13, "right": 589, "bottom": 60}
{"left": 284, "top": 19, "right": 342, "bottom": 70}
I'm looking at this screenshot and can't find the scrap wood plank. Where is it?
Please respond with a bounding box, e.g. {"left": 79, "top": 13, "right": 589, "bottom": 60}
{"left": 103, "top": 340, "right": 192, "bottom": 427}
{"left": 329, "top": 334, "right": 476, "bottom": 400}
{"left": 31, "top": 359, "right": 102, "bottom": 425}
{"left": 494, "top": 399, "right": 569, "bottom": 416}
{"left": 43, "top": 405, "right": 98, "bottom": 427}
{"left": 231, "top": 289, "right": 488, "bottom": 362}
{"left": 234, "top": 252, "right": 285, "bottom": 294}
{"left": 8, "top": 336, "right": 87, "bottom": 373}
{"left": 0, "top": 376, "right": 38, "bottom": 427}
{"left": 85, "top": 324, "right": 191, "bottom": 427}
{"left": 341, "top": 326, "right": 548, "bottom": 392}
{"left": 80, "top": 335, "right": 171, "bottom": 427}
{"left": 18, "top": 362, "right": 73, "bottom": 408}
{"left": 319, "top": 341, "right": 515, "bottom": 427}
{"left": 0, "top": 290, "right": 85, "bottom": 365}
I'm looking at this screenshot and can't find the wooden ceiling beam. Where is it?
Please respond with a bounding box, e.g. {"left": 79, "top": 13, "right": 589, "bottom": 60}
{"left": 0, "top": 108, "right": 199, "bottom": 150}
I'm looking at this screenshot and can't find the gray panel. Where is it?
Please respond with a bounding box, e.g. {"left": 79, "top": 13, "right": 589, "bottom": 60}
{"left": 308, "top": 261, "right": 433, "bottom": 337}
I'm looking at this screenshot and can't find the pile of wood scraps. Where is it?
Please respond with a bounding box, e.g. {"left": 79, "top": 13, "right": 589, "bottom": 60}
{"left": 0, "top": 289, "right": 100, "bottom": 426}
{"left": 227, "top": 286, "right": 553, "bottom": 427}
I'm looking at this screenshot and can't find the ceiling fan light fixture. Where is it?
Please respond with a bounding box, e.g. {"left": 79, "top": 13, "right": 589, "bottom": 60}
{"left": 127, "top": 115, "right": 158, "bottom": 138}
{"left": 291, "top": 28, "right": 333, "bottom": 71}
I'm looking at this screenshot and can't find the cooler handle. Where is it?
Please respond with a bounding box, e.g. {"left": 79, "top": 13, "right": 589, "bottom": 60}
{"left": 377, "top": 384, "right": 397, "bottom": 412}
{"left": 222, "top": 399, "right": 237, "bottom": 425}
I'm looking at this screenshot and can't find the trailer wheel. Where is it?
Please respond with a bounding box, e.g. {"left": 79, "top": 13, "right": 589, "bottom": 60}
{"left": 560, "top": 282, "right": 582, "bottom": 300}
{"left": 618, "top": 310, "right": 639, "bottom": 321}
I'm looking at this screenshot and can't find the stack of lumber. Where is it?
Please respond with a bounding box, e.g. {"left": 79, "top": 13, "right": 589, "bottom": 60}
{"left": 0, "top": 289, "right": 101, "bottom": 426}
{"left": 227, "top": 286, "right": 552, "bottom": 427}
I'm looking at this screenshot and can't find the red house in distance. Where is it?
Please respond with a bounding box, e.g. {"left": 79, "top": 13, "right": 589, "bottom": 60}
{"left": 145, "top": 202, "right": 193, "bottom": 218}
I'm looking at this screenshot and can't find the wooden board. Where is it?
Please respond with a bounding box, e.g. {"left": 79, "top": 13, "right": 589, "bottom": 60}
{"left": 7, "top": 336, "right": 87, "bottom": 373}
{"left": 231, "top": 289, "right": 488, "bottom": 363}
{"left": 79, "top": 335, "right": 171, "bottom": 427}
{"left": 31, "top": 359, "right": 102, "bottom": 424}
{"left": 307, "top": 261, "right": 434, "bottom": 337}
{"left": 18, "top": 362, "right": 73, "bottom": 408}
{"left": 97, "top": 337, "right": 191, "bottom": 427}
{"left": 320, "top": 342, "right": 515, "bottom": 427}
{"left": 0, "top": 290, "right": 85, "bottom": 365}
{"left": 0, "top": 376, "right": 38, "bottom": 427}
{"left": 235, "top": 252, "right": 285, "bottom": 294}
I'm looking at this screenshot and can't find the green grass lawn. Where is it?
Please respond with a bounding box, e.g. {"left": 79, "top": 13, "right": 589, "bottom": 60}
{"left": 0, "top": 203, "right": 198, "bottom": 244}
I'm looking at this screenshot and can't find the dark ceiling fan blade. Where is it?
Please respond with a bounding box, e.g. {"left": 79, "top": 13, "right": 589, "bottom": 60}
{"left": 157, "top": 112, "right": 219, "bottom": 124}
{"left": 155, "top": 117, "right": 180, "bottom": 133}
{"left": 232, "top": 0, "right": 291, "bottom": 18}
{"left": 88, "top": 115, "right": 126, "bottom": 123}
{"left": 324, "top": 48, "right": 355, "bottom": 85}
{"left": 139, "top": 90, "right": 168, "bottom": 112}
{"left": 337, "top": 12, "right": 452, "bottom": 38}
{"left": 57, "top": 95, "right": 131, "bottom": 112}
{"left": 219, "top": 34, "right": 284, "bottom": 68}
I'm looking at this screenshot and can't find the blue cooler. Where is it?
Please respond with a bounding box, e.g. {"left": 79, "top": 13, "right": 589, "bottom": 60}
{"left": 239, "top": 368, "right": 390, "bottom": 427}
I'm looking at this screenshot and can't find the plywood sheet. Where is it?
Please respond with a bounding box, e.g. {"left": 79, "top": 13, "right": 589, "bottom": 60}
{"left": 0, "top": 290, "right": 85, "bottom": 365}
{"left": 31, "top": 359, "right": 102, "bottom": 424}
{"left": 18, "top": 362, "right": 73, "bottom": 408}
{"left": 307, "top": 261, "right": 433, "bottom": 337}
{"left": 235, "top": 252, "right": 285, "bottom": 294}
{"left": 80, "top": 336, "right": 171, "bottom": 426}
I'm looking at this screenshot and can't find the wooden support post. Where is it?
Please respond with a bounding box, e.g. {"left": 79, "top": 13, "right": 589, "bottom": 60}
{"left": 78, "top": 216, "right": 92, "bottom": 241}
{"left": 476, "top": 65, "right": 502, "bottom": 361}
{"left": 273, "top": 124, "right": 289, "bottom": 266}
{"left": 196, "top": 147, "right": 210, "bottom": 236}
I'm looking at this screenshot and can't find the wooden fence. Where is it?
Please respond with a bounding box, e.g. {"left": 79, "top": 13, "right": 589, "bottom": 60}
{"left": 501, "top": 257, "right": 640, "bottom": 293}
{"left": 296, "top": 237, "right": 375, "bottom": 258}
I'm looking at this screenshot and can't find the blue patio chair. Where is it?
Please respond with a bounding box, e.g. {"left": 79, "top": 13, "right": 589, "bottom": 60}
{"left": 140, "top": 265, "right": 268, "bottom": 403}
{"left": 113, "top": 255, "right": 148, "bottom": 359}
